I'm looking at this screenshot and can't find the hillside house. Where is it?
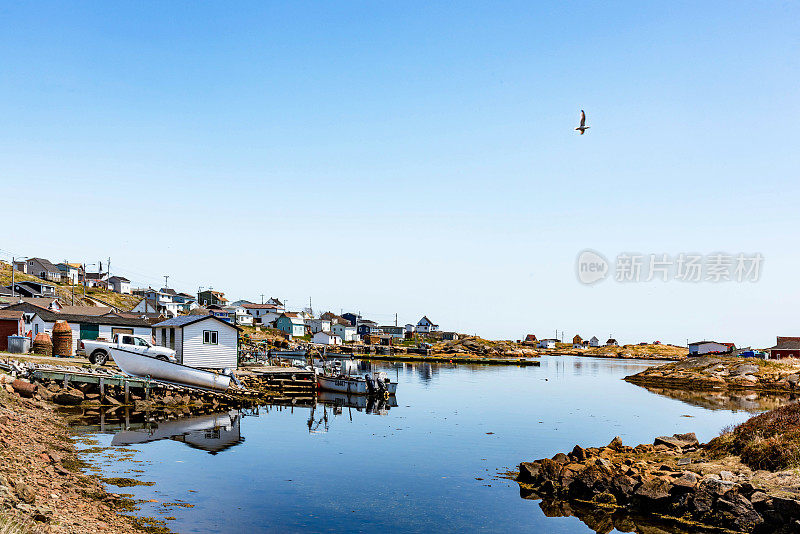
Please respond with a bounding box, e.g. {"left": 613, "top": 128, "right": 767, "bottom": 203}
{"left": 538, "top": 339, "right": 557, "bottom": 349}
{"left": 606, "top": 338, "right": 619, "bottom": 347}
{"left": 107, "top": 276, "right": 131, "bottom": 294}
{"left": 769, "top": 337, "right": 800, "bottom": 359}
{"left": 57, "top": 263, "right": 81, "bottom": 284}
{"left": 332, "top": 323, "right": 358, "bottom": 342}
{"left": 154, "top": 315, "right": 239, "bottom": 369}
{"left": 357, "top": 320, "right": 380, "bottom": 337}
{"left": 320, "top": 312, "right": 350, "bottom": 326}
{"left": 17, "top": 258, "right": 62, "bottom": 282}
{"left": 276, "top": 313, "right": 306, "bottom": 338}
{"left": 441, "top": 332, "right": 460, "bottom": 341}
{"left": 589, "top": 336, "right": 600, "bottom": 347}
{"left": 83, "top": 272, "right": 107, "bottom": 289}
{"left": 572, "top": 335, "right": 583, "bottom": 348}
{"left": 207, "top": 306, "right": 232, "bottom": 323}
{"left": 312, "top": 331, "right": 342, "bottom": 346}
{"left": 0, "top": 310, "right": 23, "bottom": 351}
{"left": 5, "top": 281, "right": 57, "bottom": 298}
{"left": 689, "top": 341, "right": 734, "bottom": 355}
{"left": 524, "top": 334, "right": 538, "bottom": 344}
{"left": 132, "top": 290, "right": 179, "bottom": 318}
{"left": 404, "top": 323, "right": 415, "bottom": 334}
{"left": 342, "top": 313, "right": 361, "bottom": 326}
{"left": 265, "top": 297, "right": 285, "bottom": 311}
{"left": 416, "top": 316, "right": 439, "bottom": 334}
{"left": 241, "top": 304, "right": 281, "bottom": 326}
{"left": 197, "top": 290, "right": 228, "bottom": 307}
{"left": 225, "top": 306, "right": 253, "bottom": 326}
{"left": 380, "top": 325, "right": 405, "bottom": 339}
{"left": 309, "top": 318, "right": 332, "bottom": 334}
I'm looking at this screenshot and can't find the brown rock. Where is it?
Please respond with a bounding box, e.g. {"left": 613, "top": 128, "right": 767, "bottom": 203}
{"left": 633, "top": 477, "right": 672, "bottom": 503}
{"left": 552, "top": 452, "right": 569, "bottom": 464}
{"left": 571, "top": 445, "right": 586, "bottom": 461}
{"left": 607, "top": 436, "right": 624, "bottom": 451}
{"left": 53, "top": 388, "right": 84, "bottom": 406}
{"left": 654, "top": 433, "right": 699, "bottom": 449}
{"left": 518, "top": 462, "right": 541, "bottom": 482}
{"left": 672, "top": 471, "right": 698, "bottom": 490}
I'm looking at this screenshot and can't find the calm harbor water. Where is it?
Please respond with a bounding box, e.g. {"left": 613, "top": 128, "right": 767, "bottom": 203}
{"left": 73, "top": 356, "right": 766, "bottom": 533}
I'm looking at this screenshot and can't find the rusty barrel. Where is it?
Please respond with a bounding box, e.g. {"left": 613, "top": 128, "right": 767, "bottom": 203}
{"left": 11, "top": 379, "right": 37, "bottom": 398}
{"left": 32, "top": 333, "right": 53, "bottom": 356}
{"left": 52, "top": 320, "right": 73, "bottom": 357}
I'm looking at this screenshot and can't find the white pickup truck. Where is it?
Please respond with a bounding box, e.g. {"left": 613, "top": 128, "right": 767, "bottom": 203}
{"left": 78, "top": 334, "right": 177, "bottom": 366}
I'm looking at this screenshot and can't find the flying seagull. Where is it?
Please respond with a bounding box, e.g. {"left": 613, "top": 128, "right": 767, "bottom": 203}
{"left": 575, "top": 110, "right": 590, "bottom": 135}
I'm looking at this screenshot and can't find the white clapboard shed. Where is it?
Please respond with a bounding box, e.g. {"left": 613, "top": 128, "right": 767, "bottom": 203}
{"left": 153, "top": 315, "right": 240, "bottom": 369}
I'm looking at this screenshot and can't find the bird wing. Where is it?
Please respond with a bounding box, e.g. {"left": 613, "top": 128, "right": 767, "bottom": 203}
{"left": 579, "top": 110, "right": 586, "bottom": 127}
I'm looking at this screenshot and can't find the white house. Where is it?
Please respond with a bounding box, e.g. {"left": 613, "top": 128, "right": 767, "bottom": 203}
{"left": 132, "top": 299, "right": 158, "bottom": 314}
{"left": 107, "top": 276, "right": 131, "bottom": 294}
{"left": 225, "top": 306, "right": 253, "bottom": 326}
{"left": 404, "top": 323, "right": 415, "bottom": 334}
{"left": 416, "top": 316, "right": 439, "bottom": 334}
{"left": 308, "top": 318, "right": 331, "bottom": 334}
{"left": 589, "top": 336, "right": 601, "bottom": 347}
{"left": 153, "top": 315, "right": 240, "bottom": 369}
{"left": 606, "top": 338, "right": 619, "bottom": 347}
{"left": 689, "top": 341, "right": 733, "bottom": 355}
{"left": 312, "top": 331, "right": 342, "bottom": 345}
{"left": 135, "top": 289, "right": 180, "bottom": 318}
{"left": 242, "top": 303, "right": 282, "bottom": 325}
{"left": 332, "top": 323, "right": 359, "bottom": 342}
{"left": 538, "top": 339, "right": 557, "bottom": 349}
{"left": 57, "top": 263, "right": 81, "bottom": 285}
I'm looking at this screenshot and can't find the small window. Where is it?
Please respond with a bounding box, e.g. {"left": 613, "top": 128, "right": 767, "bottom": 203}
{"left": 203, "top": 330, "right": 218, "bottom": 345}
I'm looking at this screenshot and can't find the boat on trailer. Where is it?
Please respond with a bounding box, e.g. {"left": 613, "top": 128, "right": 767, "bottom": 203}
{"left": 316, "top": 371, "right": 397, "bottom": 396}
{"left": 108, "top": 346, "right": 232, "bottom": 392}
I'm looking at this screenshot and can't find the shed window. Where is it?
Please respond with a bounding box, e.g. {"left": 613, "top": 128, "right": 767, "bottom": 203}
{"left": 203, "top": 330, "right": 218, "bottom": 345}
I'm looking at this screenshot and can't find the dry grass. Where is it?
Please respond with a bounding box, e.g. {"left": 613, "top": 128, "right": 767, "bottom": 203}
{"left": 0, "top": 261, "right": 140, "bottom": 311}
{"left": 708, "top": 402, "right": 800, "bottom": 471}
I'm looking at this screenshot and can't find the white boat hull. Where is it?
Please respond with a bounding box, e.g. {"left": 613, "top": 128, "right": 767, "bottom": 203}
{"left": 108, "top": 346, "right": 231, "bottom": 391}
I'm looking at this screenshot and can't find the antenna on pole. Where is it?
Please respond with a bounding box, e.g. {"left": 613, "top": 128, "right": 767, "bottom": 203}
{"left": 260, "top": 294, "right": 264, "bottom": 304}
{"left": 164, "top": 275, "right": 169, "bottom": 288}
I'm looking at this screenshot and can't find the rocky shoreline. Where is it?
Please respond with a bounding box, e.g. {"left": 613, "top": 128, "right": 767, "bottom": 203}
{"left": 0, "top": 377, "right": 148, "bottom": 533}
{"left": 625, "top": 357, "right": 800, "bottom": 393}
{"left": 515, "top": 431, "right": 800, "bottom": 533}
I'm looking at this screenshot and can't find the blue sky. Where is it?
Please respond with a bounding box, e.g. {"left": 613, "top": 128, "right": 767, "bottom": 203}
{"left": 2, "top": 2, "right": 798, "bottom": 346}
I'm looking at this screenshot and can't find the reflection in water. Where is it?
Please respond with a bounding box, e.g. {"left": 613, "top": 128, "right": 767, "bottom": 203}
{"left": 636, "top": 385, "right": 795, "bottom": 413}
{"left": 520, "top": 486, "right": 695, "bottom": 534}
{"left": 110, "top": 411, "right": 243, "bottom": 454}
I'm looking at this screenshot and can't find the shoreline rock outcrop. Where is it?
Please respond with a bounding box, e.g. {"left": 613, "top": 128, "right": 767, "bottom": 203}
{"left": 625, "top": 357, "right": 800, "bottom": 394}
{"left": 516, "top": 431, "right": 800, "bottom": 533}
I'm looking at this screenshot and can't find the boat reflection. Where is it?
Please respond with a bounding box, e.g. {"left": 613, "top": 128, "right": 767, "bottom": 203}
{"left": 110, "top": 410, "right": 244, "bottom": 454}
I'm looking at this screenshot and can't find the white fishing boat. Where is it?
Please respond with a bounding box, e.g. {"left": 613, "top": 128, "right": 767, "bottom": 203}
{"left": 108, "top": 346, "right": 232, "bottom": 391}
{"left": 316, "top": 371, "right": 398, "bottom": 396}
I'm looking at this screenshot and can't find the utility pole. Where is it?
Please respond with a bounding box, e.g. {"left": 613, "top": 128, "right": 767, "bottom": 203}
{"left": 395, "top": 313, "right": 398, "bottom": 327}
{"left": 163, "top": 275, "right": 169, "bottom": 289}
{"left": 260, "top": 294, "right": 264, "bottom": 304}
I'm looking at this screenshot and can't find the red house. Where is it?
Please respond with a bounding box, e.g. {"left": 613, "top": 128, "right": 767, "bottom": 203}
{"left": 0, "top": 310, "right": 23, "bottom": 351}
{"left": 769, "top": 337, "right": 800, "bottom": 360}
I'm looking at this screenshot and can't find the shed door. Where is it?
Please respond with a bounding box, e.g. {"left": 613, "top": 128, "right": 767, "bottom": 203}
{"left": 111, "top": 327, "right": 133, "bottom": 338}
{"left": 79, "top": 324, "right": 100, "bottom": 340}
